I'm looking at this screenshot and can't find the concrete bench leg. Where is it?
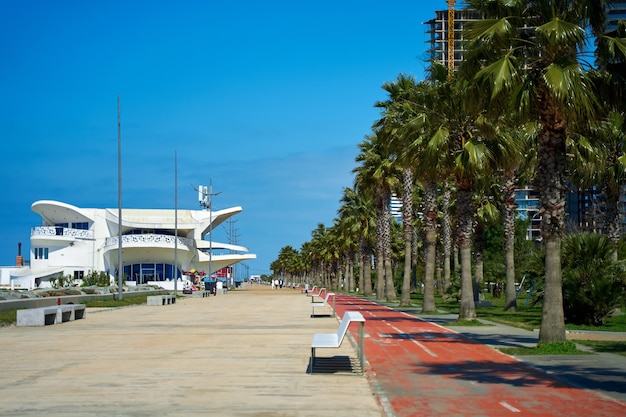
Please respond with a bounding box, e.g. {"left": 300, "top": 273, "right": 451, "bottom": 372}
{"left": 74, "top": 307, "right": 86, "bottom": 320}
{"left": 357, "top": 321, "right": 364, "bottom": 375}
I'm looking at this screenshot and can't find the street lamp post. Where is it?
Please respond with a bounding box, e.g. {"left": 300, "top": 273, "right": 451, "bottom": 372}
{"left": 199, "top": 179, "right": 221, "bottom": 291}
{"left": 117, "top": 94, "right": 123, "bottom": 301}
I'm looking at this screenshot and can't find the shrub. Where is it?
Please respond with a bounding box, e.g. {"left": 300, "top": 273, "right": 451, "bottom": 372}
{"left": 50, "top": 274, "right": 76, "bottom": 288}
{"left": 81, "top": 270, "right": 112, "bottom": 287}
{"left": 529, "top": 233, "right": 626, "bottom": 326}
{"left": 561, "top": 233, "right": 626, "bottom": 326}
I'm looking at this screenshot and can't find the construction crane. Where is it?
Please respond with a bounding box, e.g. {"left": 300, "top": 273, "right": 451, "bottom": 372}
{"left": 446, "top": 0, "right": 456, "bottom": 79}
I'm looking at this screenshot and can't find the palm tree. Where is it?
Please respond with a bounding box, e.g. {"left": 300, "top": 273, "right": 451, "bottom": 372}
{"left": 345, "top": 184, "right": 376, "bottom": 297}
{"left": 376, "top": 74, "right": 425, "bottom": 306}
{"left": 472, "top": 180, "right": 500, "bottom": 303}
{"left": 424, "top": 64, "right": 495, "bottom": 320}
{"left": 440, "top": 182, "right": 454, "bottom": 293}
{"left": 465, "top": 0, "right": 603, "bottom": 343}
{"left": 570, "top": 111, "right": 626, "bottom": 260}
{"left": 378, "top": 74, "right": 445, "bottom": 312}
{"left": 494, "top": 122, "right": 537, "bottom": 311}
{"left": 354, "top": 133, "right": 400, "bottom": 301}
{"left": 335, "top": 194, "right": 368, "bottom": 293}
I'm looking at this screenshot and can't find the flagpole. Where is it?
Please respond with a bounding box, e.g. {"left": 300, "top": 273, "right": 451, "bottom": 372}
{"left": 117, "top": 94, "right": 123, "bottom": 300}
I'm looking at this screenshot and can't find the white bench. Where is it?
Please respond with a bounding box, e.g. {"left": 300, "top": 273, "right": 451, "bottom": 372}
{"left": 17, "top": 304, "right": 86, "bottom": 327}
{"left": 310, "top": 311, "right": 365, "bottom": 375}
{"left": 147, "top": 294, "right": 176, "bottom": 305}
{"left": 305, "top": 285, "right": 317, "bottom": 295}
{"left": 192, "top": 290, "right": 212, "bottom": 298}
{"left": 310, "top": 292, "right": 335, "bottom": 317}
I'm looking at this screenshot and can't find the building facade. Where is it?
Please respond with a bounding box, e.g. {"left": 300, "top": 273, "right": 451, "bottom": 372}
{"left": 606, "top": 1, "right": 626, "bottom": 32}
{"left": 5, "top": 200, "right": 255, "bottom": 289}
{"left": 424, "top": 7, "right": 482, "bottom": 72}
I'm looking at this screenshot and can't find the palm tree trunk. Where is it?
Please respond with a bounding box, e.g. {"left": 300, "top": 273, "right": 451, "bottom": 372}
{"left": 362, "top": 248, "right": 373, "bottom": 297}
{"left": 411, "top": 223, "right": 420, "bottom": 293}
{"left": 401, "top": 167, "right": 414, "bottom": 306}
{"left": 473, "top": 220, "right": 484, "bottom": 303}
{"left": 537, "top": 95, "right": 567, "bottom": 344}
{"left": 540, "top": 236, "right": 565, "bottom": 343}
{"left": 442, "top": 185, "right": 452, "bottom": 292}
{"left": 422, "top": 180, "right": 438, "bottom": 312}
{"left": 375, "top": 191, "right": 386, "bottom": 300}
{"left": 357, "top": 247, "right": 364, "bottom": 293}
{"left": 402, "top": 239, "right": 412, "bottom": 305}
{"left": 457, "top": 185, "right": 476, "bottom": 320}
{"left": 503, "top": 168, "right": 518, "bottom": 311}
{"left": 382, "top": 189, "right": 397, "bottom": 302}
{"left": 375, "top": 247, "right": 385, "bottom": 300}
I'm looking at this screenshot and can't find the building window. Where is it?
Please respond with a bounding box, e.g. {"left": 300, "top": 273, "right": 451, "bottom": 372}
{"left": 74, "top": 270, "right": 84, "bottom": 280}
{"left": 34, "top": 247, "right": 49, "bottom": 260}
{"left": 72, "top": 222, "right": 89, "bottom": 230}
{"left": 123, "top": 263, "right": 181, "bottom": 284}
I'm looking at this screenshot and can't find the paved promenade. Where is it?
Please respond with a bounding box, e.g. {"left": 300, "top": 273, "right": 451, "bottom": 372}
{"left": 1, "top": 285, "right": 625, "bottom": 416}
{"left": 0, "top": 286, "right": 382, "bottom": 417}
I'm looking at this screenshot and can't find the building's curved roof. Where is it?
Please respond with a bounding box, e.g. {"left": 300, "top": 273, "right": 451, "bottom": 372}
{"left": 196, "top": 240, "right": 250, "bottom": 252}
{"left": 31, "top": 200, "right": 95, "bottom": 224}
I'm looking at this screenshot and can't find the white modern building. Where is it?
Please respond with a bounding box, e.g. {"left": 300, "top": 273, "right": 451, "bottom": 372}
{"left": 4, "top": 200, "right": 256, "bottom": 289}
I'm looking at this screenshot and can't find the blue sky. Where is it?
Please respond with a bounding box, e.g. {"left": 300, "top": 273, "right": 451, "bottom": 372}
{"left": 1, "top": 0, "right": 440, "bottom": 276}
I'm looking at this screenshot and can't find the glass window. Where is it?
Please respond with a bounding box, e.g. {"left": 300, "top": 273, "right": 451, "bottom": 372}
{"left": 156, "top": 263, "right": 164, "bottom": 281}
{"left": 124, "top": 265, "right": 132, "bottom": 281}
{"left": 34, "top": 248, "right": 49, "bottom": 260}
{"left": 132, "top": 264, "right": 140, "bottom": 282}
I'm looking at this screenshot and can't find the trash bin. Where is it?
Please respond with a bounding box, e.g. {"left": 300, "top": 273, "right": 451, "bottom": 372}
{"left": 204, "top": 280, "right": 216, "bottom": 295}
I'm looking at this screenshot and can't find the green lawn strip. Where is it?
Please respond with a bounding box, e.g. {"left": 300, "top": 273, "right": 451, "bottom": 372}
{"left": 409, "top": 292, "right": 626, "bottom": 333}
{"left": 499, "top": 341, "right": 590, "bottom": 356}
{"left": 83, "top": 294, "right": 149, "bottom": 308}
{"left": 574, "top": 340, "right": 626, "bottom": 357}
{"left": 0, "top": 294, "right": 152, "bottom": 326}
{"left": 0, "top": 310, "right": 17, "bottom": 326}
{"left": 451, "top": 319, "right": 492, "bottom": 326}
{"left": 565, "top": 313, "right": 626, "bottom": 332}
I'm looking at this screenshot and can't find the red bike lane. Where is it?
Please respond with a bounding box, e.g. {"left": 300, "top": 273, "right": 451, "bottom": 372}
{"left": 333, "top": 293, "right": 626, "bottom": 417}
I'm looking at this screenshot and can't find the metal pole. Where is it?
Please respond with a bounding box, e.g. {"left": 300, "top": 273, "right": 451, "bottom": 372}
{"left": 174, "top": 150, "right": 178, "bottom": 296}
{"left": 203, "top": 179, "right": 220, "bottom": 292}
{"left": 117, "top": 94, "right": 123, "bottom": 301}
{"left": 209, "top": 178, "right": 213, "bottom": 289}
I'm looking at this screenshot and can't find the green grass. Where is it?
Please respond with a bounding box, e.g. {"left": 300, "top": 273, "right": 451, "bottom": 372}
{"left": 565, "top": 313, "right": 626, "bottom": 332}
{"left": 452, "top": 319, "right": 491, "bottom": 326}
{"left": 410, "top": 292, "right": 626, "bottom": 332}
{"left": 83, "top": 294, "right": 149, "bottom": 308}
{"left": 574, "top": 340, "right": 626, "bottom": 357}
{"left": 500, "top": 341, "right": 589, "bottom": 356}
{"left": 410, "top": 292, "right": 544, "bottom": 330}
{"left": 0, "top": 310, "right": 17, "bottom": 326}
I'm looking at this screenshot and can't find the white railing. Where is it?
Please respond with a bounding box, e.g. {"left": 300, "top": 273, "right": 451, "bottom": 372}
{"left": 105, "top": 234, "right": 193, "bottom": 249}
{"left": 31, "top": 226, "right": 94, "bottom": 239}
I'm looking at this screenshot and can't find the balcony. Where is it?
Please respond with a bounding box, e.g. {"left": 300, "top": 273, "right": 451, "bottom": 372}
{"left": 31, "top": 226, "right": 94, "bottom": 240}
{"left": 104, "top": 234, "right": 194, "bottom": 251}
